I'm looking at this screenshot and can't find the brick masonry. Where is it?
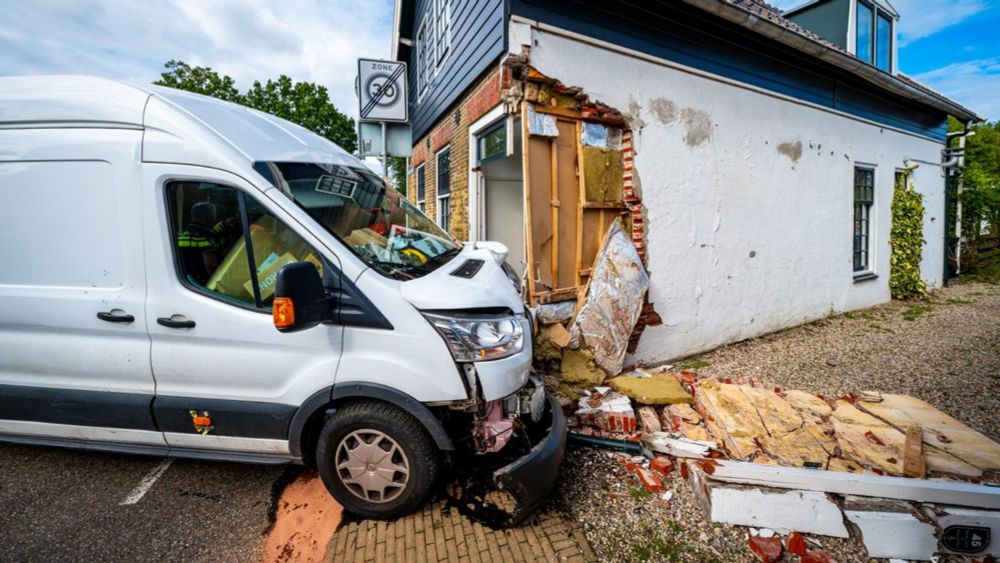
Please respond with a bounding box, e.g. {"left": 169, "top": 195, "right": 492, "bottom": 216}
{"left": 408, "top": 67, "right": 503, "bottom": 242}
{"left": 325, "top": 499, "right": 596, "bottom": 563}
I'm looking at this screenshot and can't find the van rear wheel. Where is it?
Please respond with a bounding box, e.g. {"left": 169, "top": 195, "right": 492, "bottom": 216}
{"left": 316, "top": 401, "right": 439, "bottom": 519}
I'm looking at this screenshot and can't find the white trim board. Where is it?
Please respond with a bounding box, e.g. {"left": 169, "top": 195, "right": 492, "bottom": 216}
{"left": 710, "top": 460, "right": 1000, "bottom": 510}
{"left": 510, "top": 15, "right": 946, "bottom": 145}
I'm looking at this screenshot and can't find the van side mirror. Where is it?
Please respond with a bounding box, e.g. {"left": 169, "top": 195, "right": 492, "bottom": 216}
{"left": 273, "top": 262, "right": 334, "bottom": 332}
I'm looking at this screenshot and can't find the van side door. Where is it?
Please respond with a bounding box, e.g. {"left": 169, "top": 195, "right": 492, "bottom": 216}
{"left": 0, "top": 128, "right": 162, "bottom": 445}
{"left": 142, "top": 165, "right": 344, "bottom": 457}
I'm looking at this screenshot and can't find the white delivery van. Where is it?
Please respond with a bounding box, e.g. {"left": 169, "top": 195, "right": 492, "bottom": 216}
{"left": 0, "top": 76, "right": 564, "bottom": 522}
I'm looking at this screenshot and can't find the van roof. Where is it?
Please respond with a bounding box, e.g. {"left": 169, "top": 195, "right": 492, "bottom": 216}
{"left": 0, "top": 75, "right": 358, "bottom": 168}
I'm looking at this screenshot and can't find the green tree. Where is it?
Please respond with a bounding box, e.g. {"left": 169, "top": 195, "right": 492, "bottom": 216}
{"left": 387, "top": 156, "right": 407, "bottom": 194}
{"left": 154, "top": 60, "right": 356, "bottom": 154}
{"left": 947, "top": 118, "right": 1000, "bottom": 264}
{"left": 154, "top": 60, "right": 242, "bottom": 103}
{"left": 244, "top": 76, "right": 356, "bottom": 153}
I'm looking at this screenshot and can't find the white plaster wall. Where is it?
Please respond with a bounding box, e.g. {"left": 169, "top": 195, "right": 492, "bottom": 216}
{"left": 525, "top": 26, "right": 947, "bottom": 364}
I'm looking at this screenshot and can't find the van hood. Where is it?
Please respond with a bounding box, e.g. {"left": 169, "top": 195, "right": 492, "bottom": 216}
{"left": 399, "top": 243, "right": 525, "bottom": 314}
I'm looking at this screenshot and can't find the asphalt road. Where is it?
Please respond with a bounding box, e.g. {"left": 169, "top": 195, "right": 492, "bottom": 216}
{"left": 0, "top": 442, "right": 300, "bottom": 562}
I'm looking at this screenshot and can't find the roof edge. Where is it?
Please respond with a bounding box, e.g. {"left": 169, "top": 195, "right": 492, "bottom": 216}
{"left": 685, "top": 0, "right": 982, "bottom": 122}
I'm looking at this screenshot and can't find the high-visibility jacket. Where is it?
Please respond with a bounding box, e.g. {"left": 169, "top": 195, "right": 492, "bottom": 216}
{"left": 177, "top": 223, "right": 223, "bottom": 283}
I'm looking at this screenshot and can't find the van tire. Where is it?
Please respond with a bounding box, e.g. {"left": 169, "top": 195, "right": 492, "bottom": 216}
{"left": 315, "top": 401, "right": 439, "bottom": 519}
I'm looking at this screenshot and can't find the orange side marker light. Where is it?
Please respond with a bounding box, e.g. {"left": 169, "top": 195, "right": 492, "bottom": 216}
{"left": 273, "top": 297, "right": 295, "bottom": 328}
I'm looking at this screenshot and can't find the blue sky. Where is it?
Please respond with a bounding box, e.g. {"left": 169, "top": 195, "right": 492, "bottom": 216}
{"left": 1, "top": 0, "right": 997, "bottom": 121}
{"left": 771, "top": 0, "right": 1000, "bottom": 120}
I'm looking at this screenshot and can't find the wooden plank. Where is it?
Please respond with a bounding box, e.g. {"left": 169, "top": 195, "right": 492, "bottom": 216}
{"left": 527, "top": 123, "right": 554, "bottom": 295}
{"left": 532, "top": 104, "right": 582, "bottom": 120}
{"left": 520, "top": 104, "right": 536, "bottom": 305}
{"left": 583, "top": 201, "right": 628, "bottom": 209}
{"left": 535, "top": 287, "right": 580, "bottom": 304}
{"left": 710, "top": 459, "right": 1000, "bottom": 510}
{"left": 904, "top": 425, "right": 927, "bottom": 479}
{"left": 549, "top": 137, "right": 559, "bottom": 289}
{"left": 575, "top": 122, "right": 586, "bottom": 288}
{"left": 555, "top": 119, "right": 579, "bottom": 290}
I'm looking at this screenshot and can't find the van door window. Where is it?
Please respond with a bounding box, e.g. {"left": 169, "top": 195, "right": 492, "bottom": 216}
{"left": 166, "top": 181, "right": 322, "bottom": 309}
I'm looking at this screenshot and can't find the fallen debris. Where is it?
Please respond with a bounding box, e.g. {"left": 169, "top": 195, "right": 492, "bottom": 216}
{"left": 696, "top": 479, "right": 849, "bottom": 537}
{"left": 570, "top": 222, "right": 649, "bottom": 376}
{"left": 575, "top": 392, "right": 636, "bottom": 433}
{"left": 637, "top": 406, "right": 661, "bottom": 432}
{"left": 649, "top": 456, "right": 674, "bottom": 477}
{"left": 560, "top": 349, "right": 606, "bottom": 387}
{"left": 541, "top": 322, "right": 572, "bottom": 349}
{"left": 747, "top": 535, "right": 783, "bottom": 563}
{"left": 640, "top": 432, "right": 714, "bottom": 458}
{"left": 609, "top": 372, "right": 693, "bottom": 405}
{"left": 843, "top": 497, "right": 938, "bottom": 560}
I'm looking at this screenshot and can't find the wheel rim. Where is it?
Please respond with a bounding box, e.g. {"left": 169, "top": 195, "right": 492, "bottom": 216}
{"left": 335, "top": 429, "right": 410, "bottom": 503}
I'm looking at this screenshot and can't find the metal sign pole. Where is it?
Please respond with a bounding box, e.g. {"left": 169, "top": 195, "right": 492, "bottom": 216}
{"left": 381, "top": 121, "right": 388, "bottom": 177}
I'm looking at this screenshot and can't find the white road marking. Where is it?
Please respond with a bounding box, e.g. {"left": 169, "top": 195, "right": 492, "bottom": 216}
{"left": 120, "top": 459, "right": 173, "bottom": 506}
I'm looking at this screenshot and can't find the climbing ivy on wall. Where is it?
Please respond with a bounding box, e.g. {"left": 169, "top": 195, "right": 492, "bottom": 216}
{"left": 889, "top": 172, "right": 928, "bottom": 300}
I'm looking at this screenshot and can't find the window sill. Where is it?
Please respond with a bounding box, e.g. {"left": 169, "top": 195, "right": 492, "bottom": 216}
{"left": 853, "top": 272, "right": 879, "bottom": 283}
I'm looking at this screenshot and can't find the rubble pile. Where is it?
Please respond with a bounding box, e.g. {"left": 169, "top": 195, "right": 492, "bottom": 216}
{"left": 553, "top": 366, "right": 1000, "bottom": 560}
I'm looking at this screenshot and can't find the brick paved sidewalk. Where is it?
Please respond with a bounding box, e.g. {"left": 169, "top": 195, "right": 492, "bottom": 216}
{"left": 325, "top": 498, "right": 596, "bottom": 562}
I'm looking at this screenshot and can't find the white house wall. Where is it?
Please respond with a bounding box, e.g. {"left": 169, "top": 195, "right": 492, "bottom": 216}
{"left": 522, "top": 24, "right": 946, "bottom": 364}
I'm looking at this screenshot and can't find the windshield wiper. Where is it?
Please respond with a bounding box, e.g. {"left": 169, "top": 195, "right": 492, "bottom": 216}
{"left": 425, "top": 247, "right": 462, "bottom": 267}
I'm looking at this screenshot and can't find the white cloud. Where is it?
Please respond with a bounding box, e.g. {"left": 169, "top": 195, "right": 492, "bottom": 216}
{"left": 892, "top": 0, "right": 986, "bottom": 46}
{"left": 912, "top": 58, "right": 1000, "bottom": 121}
{"left": 0, "top": 0, "right": 393, "bottom": 119}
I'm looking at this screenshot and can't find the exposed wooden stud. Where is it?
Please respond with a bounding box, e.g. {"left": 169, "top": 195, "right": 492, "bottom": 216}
{"left": 904, "top": 425, "right": 927, "bottom": 479}
{"left": 583, "top": 201, "right": 628, "bottom": 210}
{"left": 550, "top": 136, "right": 559, "bottom": 288}
{"left": 574, "top": 121, "right": 586, "bottom": 288}
{"left": 520, "top": 103, "right": 537, "bottom": 306}
{"left": 535, "top": 287, "right": 581, "bottom": 304}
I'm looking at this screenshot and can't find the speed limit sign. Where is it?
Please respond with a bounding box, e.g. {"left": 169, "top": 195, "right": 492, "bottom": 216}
{"left": 357, "top": 58, "right": 408, "bottom": 122}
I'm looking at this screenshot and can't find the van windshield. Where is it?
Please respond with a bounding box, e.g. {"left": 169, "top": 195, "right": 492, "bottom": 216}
{"left": 263, "top": 162, "right": 461, "bottom": 280}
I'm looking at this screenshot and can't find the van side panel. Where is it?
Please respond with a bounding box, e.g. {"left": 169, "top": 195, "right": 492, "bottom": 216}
{"left": 0, "top": 128, "right": 161, "bottom": 444}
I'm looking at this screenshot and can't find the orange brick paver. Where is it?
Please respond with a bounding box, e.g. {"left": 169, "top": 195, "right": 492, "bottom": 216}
{"left": 326, "top": 500, "right": 596, "bottom": 562}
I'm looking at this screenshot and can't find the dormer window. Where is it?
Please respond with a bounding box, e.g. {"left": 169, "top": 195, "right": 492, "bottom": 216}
{"left": 856, "top": 0, "right": 894, "bottom": 72}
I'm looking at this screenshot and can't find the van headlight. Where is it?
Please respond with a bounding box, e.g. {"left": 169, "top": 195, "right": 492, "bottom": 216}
{"left": 422, "top": 313, "right": 524, "bottom": 361}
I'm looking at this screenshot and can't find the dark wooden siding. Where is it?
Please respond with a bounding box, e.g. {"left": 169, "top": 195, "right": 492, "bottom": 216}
{"left": 402, "top": 0, "right": 506, "bottom": 140}
{"left": 510, "top": 0, "right": 948, "bottom": 141}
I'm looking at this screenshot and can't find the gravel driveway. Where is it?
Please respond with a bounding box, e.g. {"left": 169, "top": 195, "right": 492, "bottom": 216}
{"left": 557, "top": 280, "right": 1000, "bottom": 562}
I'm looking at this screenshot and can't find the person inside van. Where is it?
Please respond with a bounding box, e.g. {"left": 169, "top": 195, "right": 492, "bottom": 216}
{"left": 176, "top": 201, "right": 238, "bottom": 284}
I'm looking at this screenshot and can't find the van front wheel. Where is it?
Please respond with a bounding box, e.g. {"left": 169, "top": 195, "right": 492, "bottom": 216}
{"left": 315, "top": 401, "right": 439, "bottom": 518}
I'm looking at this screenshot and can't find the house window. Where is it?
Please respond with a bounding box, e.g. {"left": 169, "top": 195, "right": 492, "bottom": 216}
{"left": 854, "top": 167, "right": 875, "bottom": 272}
{"left": 415, "top": 0, "right": 451, "bottom": 99}
{"left": 876, "top": 12, "right": 892, "bottom": 71}
{"left": 436, "top": 147, "right": 451, "bottom": 232}
{"left": 856, "top": 1, "right": 893, "bottom": 71}
{"left": 476, "top": 120, "right": 506, "bottom": 165}
{"left": 416, "top": 164, "right": 426, "bottom": 212}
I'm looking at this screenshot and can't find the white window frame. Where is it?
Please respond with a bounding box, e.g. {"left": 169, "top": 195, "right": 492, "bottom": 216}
{"left": 853, "top": 163, "right": 877, "bottom": 278}
{"left": 854, "top": 0, "right": 895, "bottom": 72}
{"left": 416, "top": 163, "right": 426, "bottom": 212}
{"left": 435, "top": 146, "right": 451, "bottom": 230}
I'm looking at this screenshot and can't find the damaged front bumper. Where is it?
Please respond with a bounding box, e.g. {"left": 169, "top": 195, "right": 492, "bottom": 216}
{"left": 492, "top": 391, "right": 567, "bottom": 525}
